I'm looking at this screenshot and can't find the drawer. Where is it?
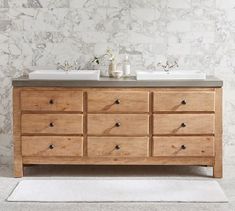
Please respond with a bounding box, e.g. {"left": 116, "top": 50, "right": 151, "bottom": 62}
{"left": 21, "top": 90, "right": 83, "bottom": 111}
{"left": 153, "top": 136, "right": 214, "bottom": 157}
{"left": 22, "top": 114, "right": 83, "bottom": 134}
{"left": 154, "top": 91, "right": 215, "bottom": 112}
{"left": 154, "top": 114, "right": 215, "bottom": 135}
{"left": 88, "top": 114, "right": 149, "bottom": 135}
{"left": 87, "top": 137, "right": 149, "bottom": 157}
{"left": 87, "top": 91, "right": 149, "bottom": 113}
{"left": 22, "top": 136, "right": 83, "bottom": 157}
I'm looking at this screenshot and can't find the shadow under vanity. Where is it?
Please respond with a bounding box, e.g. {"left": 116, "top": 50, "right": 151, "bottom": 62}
{"left": 12, "top": 76, "right": 223, "bottom": 178}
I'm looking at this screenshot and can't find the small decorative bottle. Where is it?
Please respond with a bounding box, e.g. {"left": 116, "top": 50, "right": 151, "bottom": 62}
{"left": 108, "top": 59, "right": 117, "bottom": 77}
{"left": 123, "top": 54, "right": 131, "bottom": 76}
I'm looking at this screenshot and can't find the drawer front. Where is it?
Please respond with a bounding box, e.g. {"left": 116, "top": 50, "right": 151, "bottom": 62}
{"left": 87, "top": 91, "right": 149, "bottom": 113}
{"left": 22, "top": 136, "right": 83, "bottom": 157}
{"left": 88, "top": 137, "right": 149, "bottom": 157}
{"left": 21, "top": 90, "right": 83, "bottom": 111}
{"left": 154, "top": 91, "right": 215, "bottom": 112}
{"left": 22, "top": 114, "right": 83, "bottom": 134}
{"left": 88, "top": 114, "right": 149, "bottom": 135}
{"left": 154, "top": 114, "right": 215, "bottom": 135}
{"left": 153, "top": 136, "right": 214, "bottom": 157}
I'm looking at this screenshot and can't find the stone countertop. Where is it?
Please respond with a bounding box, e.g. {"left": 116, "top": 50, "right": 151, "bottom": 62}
{"left": 12, "top": 75, "right": 223, "bottom": 88}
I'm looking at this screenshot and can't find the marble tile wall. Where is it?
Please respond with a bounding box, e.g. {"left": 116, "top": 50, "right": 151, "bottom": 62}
{"left": 0, "top": 0, "right": 235, "bottom": 165}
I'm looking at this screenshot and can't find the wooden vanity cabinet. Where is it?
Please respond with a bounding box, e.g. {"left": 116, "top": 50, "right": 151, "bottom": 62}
{"left": 13, "top": 87, "right": 222, "bottom": 178}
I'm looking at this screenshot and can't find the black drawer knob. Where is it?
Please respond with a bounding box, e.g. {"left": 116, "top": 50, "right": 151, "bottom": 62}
{"left": 49, "top": 144, "right": 55, "bottom": 149}
{"left": 181, "top": 123, "right": 186, "bottom": 127}
{"left": 115, "top": 122, "right": 121, "bottom": 127}
{"left": 49, "top": 122, "right": 54, "bottom": 127}
{"left": 181, "top": 100, "right": 187, "bottom": 105}
{"left": 115, "top": 99, "right": 121, "bottom": 104}
{"left": 49, "top": 99, "right": 54, "bottom": 104}
{"left": 181, "top": 145, "right": 186, "bottom": 150}
{"left": 115, "top": 145, "right": 120, "bottom": 150}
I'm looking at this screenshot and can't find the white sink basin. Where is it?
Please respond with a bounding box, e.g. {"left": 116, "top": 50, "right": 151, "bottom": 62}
{"left": 29, "top": 70, "right": 100, "bottom": 80}
{"left": 136, "top": 70, "right": 206, "bottom": 80}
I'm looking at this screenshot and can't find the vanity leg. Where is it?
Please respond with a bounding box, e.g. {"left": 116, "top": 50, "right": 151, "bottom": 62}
{"left": 213, "top": 134, "right": 223, "bottom": 178}
{"left": 213, "top": 161, "right": 222, "bottom": 178}
{"left": 14, "top": 162, "right": 23, "bottom": 178}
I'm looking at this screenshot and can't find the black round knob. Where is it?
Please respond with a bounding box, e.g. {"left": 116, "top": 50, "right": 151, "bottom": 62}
{"left": 115, "top": 145, "right": 120, "bottom": 150}
{"left": 181, "top": 100, "right": 187, "bottom": 105}
{"left": 49, "top": 144, "right": 55, "bottom": 149}
{"left": 181, "top": 123, "right": 186, "bottom": 127}
{"left": 115, "top": 122, "right": 121, "bottom": 127}
{"left": 49, "top": 99, "right": 54, "bottom": 104}
{"left": 181, "top": 145, "right": 186, "bottom": 150}
{"left": 49, "top": 122, "right": 54, "bottom": 127}
{"left": 115, "top": 99, "right": 120, "bottom": 104}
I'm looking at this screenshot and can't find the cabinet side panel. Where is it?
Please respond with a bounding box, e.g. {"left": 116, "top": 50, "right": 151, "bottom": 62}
{"left": 13, "top": 88, "right": 23, "bottom": 177}
{"left": 213, "top": 88, "right": 223, "bottom": 178}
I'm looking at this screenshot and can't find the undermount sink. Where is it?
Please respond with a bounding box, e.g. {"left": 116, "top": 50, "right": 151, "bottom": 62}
{"left": 136, "top": 70, "right": 206, "bottom": 80}
{"left": 28, "top": 70, "right": 100, "bottom": 80}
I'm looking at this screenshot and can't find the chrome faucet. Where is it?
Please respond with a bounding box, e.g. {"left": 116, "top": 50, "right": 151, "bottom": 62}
{"left": 57, "top": 60, "right": 74, "bottom": 72}
{"left": 73, "top": 60, "right": 81, "bottom": 70}
{"left": 158, "top": 61, "right": 179, "bottom": 72}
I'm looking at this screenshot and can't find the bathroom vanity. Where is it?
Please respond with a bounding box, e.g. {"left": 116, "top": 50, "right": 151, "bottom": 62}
{"left": 12, "top": 76, "right": 223, "bottom": 178}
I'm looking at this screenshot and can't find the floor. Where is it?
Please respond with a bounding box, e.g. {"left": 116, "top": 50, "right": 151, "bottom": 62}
{"left": 0, "top": 161, "right": 235, "bottom": 211}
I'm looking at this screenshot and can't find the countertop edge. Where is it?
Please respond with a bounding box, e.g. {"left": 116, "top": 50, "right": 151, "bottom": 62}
{"left": 11, "top": 77, "right": 223, "bottom": 88}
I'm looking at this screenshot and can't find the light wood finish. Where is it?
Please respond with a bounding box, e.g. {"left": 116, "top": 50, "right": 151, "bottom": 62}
{"left": 149, "top": 92, "right": 154, "bottom": 156}
{"left": 83, "top": 92, "right": 88, "bottom": 156}
{"left": 13, "top": 87, "right": 223, "bottom": 178}
{"left": 87, "top": 91, "right": 149, "bottom": 113}
{"left": 87, "top": 114, "right": 149, "bottom": 135}
{"left": 21, "top": 90, "right": 83, "bottom": 112}
{"left": 154, "top": 91, "right": 215, "bottom": 112}
{"left": 153, "top": 136, "right": 214, "bottom": 157}
{"left": 22, "top": 114, "right": 83, "bottom": 134}
{"left": 13, "top": 88, "right": 23, "bottom": 177}
{"left": 22, "top": 156, "right": 213, "bottom": 166}
{"left": 87, "top": 137, "right": 149, "bottom": 157}
{"left": 154, "top": 114, "right": 215, "bottom": 135}
{"left": 213, "top": 88, "right": 223, "bottom": 178}
{"left": 22, "top": 136, "right": 83, "bottom": 157}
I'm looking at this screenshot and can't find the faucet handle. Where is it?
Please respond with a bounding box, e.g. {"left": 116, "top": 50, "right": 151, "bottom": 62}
{"left": 173, "top": 61, "right": 179, "bottom": 68}
{"left": 56, "top": 62, "right": 62, "bottom": 70}
{"left": 73, "top": 60, "right": 81, "bottom": 70}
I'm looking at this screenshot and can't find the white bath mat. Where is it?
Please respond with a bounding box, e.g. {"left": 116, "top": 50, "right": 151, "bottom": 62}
{"left": 7, "top": 179, "right": 228, "bottom": 202}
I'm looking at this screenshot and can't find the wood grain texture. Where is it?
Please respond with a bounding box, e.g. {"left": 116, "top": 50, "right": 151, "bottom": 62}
{"left": 13, "top": 87, "right": 222, "bottom": 178}
{"left": 87, "top": 91, "right": 149, "bottom": 113}
{"left": 87, "top": 137, "right": 149, "bottom": 157}
{"left": 154, "top": 114, "right": 215, "bottom": 135}
{"left": 154, "top": 91, "right": 215, "bottom": 112}
{"left": 83, "top": 92, "right": 88, "bottom": 156}
{"left": 13, "top": 88, "right": 23, "bottom": 177}
{"left": 153, "top": 136, "right": 214, "bottom": 157}
{"left": 21, "top": 114, "right": 83, "bottom": 134}
{"left": 87, "top": 114, "right": 149, "bottom": 135}
{"left": 22, "top": 136, "right": 83, "bottom": 157}
{"left": 213, "top": 88, "right": 223, "bottom": 178}
{"left": 23, "top": 156, "right": 213, "bottom": 166}
{"left": 21, "top": 90, "right": 83, "bottom": 112}
{"left": 149, "top": 92, "right": 154, "bottom": 156}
